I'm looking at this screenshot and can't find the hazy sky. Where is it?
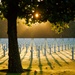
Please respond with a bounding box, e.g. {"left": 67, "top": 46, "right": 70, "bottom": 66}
{"left": 16, "top": 20, "right": 61, "bottom": 38}
{"left": 0, "top": 19, "right": 75, "bottom": 38}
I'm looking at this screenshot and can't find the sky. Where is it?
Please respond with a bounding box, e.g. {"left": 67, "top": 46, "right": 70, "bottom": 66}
{"left": 0, "top": 19, "right": 75, "bottom": 38}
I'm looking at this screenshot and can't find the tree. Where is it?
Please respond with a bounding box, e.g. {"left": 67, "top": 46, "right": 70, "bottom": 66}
{"left": 0, "top": 0, "right": 75, "bottom": 73}
{"left": 0, "top": 0, "right": 23, "bottom": 73}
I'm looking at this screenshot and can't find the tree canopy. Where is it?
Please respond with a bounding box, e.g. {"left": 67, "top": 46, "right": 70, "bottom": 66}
{"left": 0, "top": 0, "right": 75, "bottom": 33}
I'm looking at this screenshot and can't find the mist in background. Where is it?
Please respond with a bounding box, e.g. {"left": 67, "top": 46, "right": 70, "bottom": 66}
{"left": 0, "top": 19, "right": 75, "bottom": 38}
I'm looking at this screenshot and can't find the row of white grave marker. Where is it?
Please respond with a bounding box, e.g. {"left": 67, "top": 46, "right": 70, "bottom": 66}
{"left": 0, "top": 42, "right": 75, "bottom": 60}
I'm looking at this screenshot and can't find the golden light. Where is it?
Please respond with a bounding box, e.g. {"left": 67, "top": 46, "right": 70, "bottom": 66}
{"left": 35, "top": 13, "right": 39, "bottom": 18}
{"left": 32, "top": 10, "right": 35, "bottom": 13}
{"left": 29, "top": 18, "right": 32, "bottom": 21}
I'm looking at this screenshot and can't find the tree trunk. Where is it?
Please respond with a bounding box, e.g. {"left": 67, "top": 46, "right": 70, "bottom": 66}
{"left": 7, "top": 1, "right": 23, "bottom": 73}
{"left": 7, "top": 17, "right": 23, "bottom": 73}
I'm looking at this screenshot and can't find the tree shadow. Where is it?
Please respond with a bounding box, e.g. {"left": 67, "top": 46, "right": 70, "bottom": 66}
{"left": 56, "top": 53, "right": 69, "bottom": 64}
{"left": 51, "top": 54, "right": 62, "bottom": 66}
{"left": 45, "top": 56, "right": 53, "bottom": 70}
{"left": 0, "top": 69, "right": 31, "bottom": 75}
{"left": 38, "top": 57, "right": 43, "bottom": 74}
{"left": 6, "top": 73, "right": 21, "bottom": 75}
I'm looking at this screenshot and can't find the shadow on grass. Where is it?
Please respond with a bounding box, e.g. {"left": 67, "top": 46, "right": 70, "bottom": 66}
{"left": 60, "top": 52, "right": 71, "bottom": 59}
{"left": 21, "top": 51, "right": 27, "bottom": 61}
{"left": 56, "top": 53, "right": 69, "bottom": 64}
{"left": 38, "top": 57, "right": 43, "bottom": 74}
{"left": 34, "top": 70, "right": 37, "bottom": 75}
{"left": 65, "top": 51, "right": 72, "bottom": 56}
{"left": 0, "top": 58, "right": 8, "bottom": 65}
{"left": 45, "top": 56, "right": 53, "bottom": 70}
{"left": 51, "top": 54, "right": 62, "bottom": 67}
{"left": 0, "top": 69, "right": 31, "bottom": 75}
{"left": 0, "top": 55, "right": 4, "bottom": 59}
{"left": 26, "top": 56, "right": 33, "bottom": 75}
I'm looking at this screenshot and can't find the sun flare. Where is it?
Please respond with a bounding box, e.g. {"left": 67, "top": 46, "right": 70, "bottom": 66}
{"left": 35, "top": 13, "right": 39, "bottom": 18}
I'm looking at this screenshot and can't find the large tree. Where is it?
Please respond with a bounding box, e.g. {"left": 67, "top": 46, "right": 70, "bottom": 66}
{"left": 0, "top": 0, "right": 23, "bottom": 73}
{"left": 0, "top": 0, "right": 75, "bottom": 73}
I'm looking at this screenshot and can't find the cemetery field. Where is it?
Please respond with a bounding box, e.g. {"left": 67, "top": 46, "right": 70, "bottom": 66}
{"left": 0, "top": 38, "right": 75, "bottom": 75}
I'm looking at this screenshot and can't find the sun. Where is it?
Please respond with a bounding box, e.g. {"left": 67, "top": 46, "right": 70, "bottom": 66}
{"left": 35, "top": 13, "right": 39, "bottom": 18}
